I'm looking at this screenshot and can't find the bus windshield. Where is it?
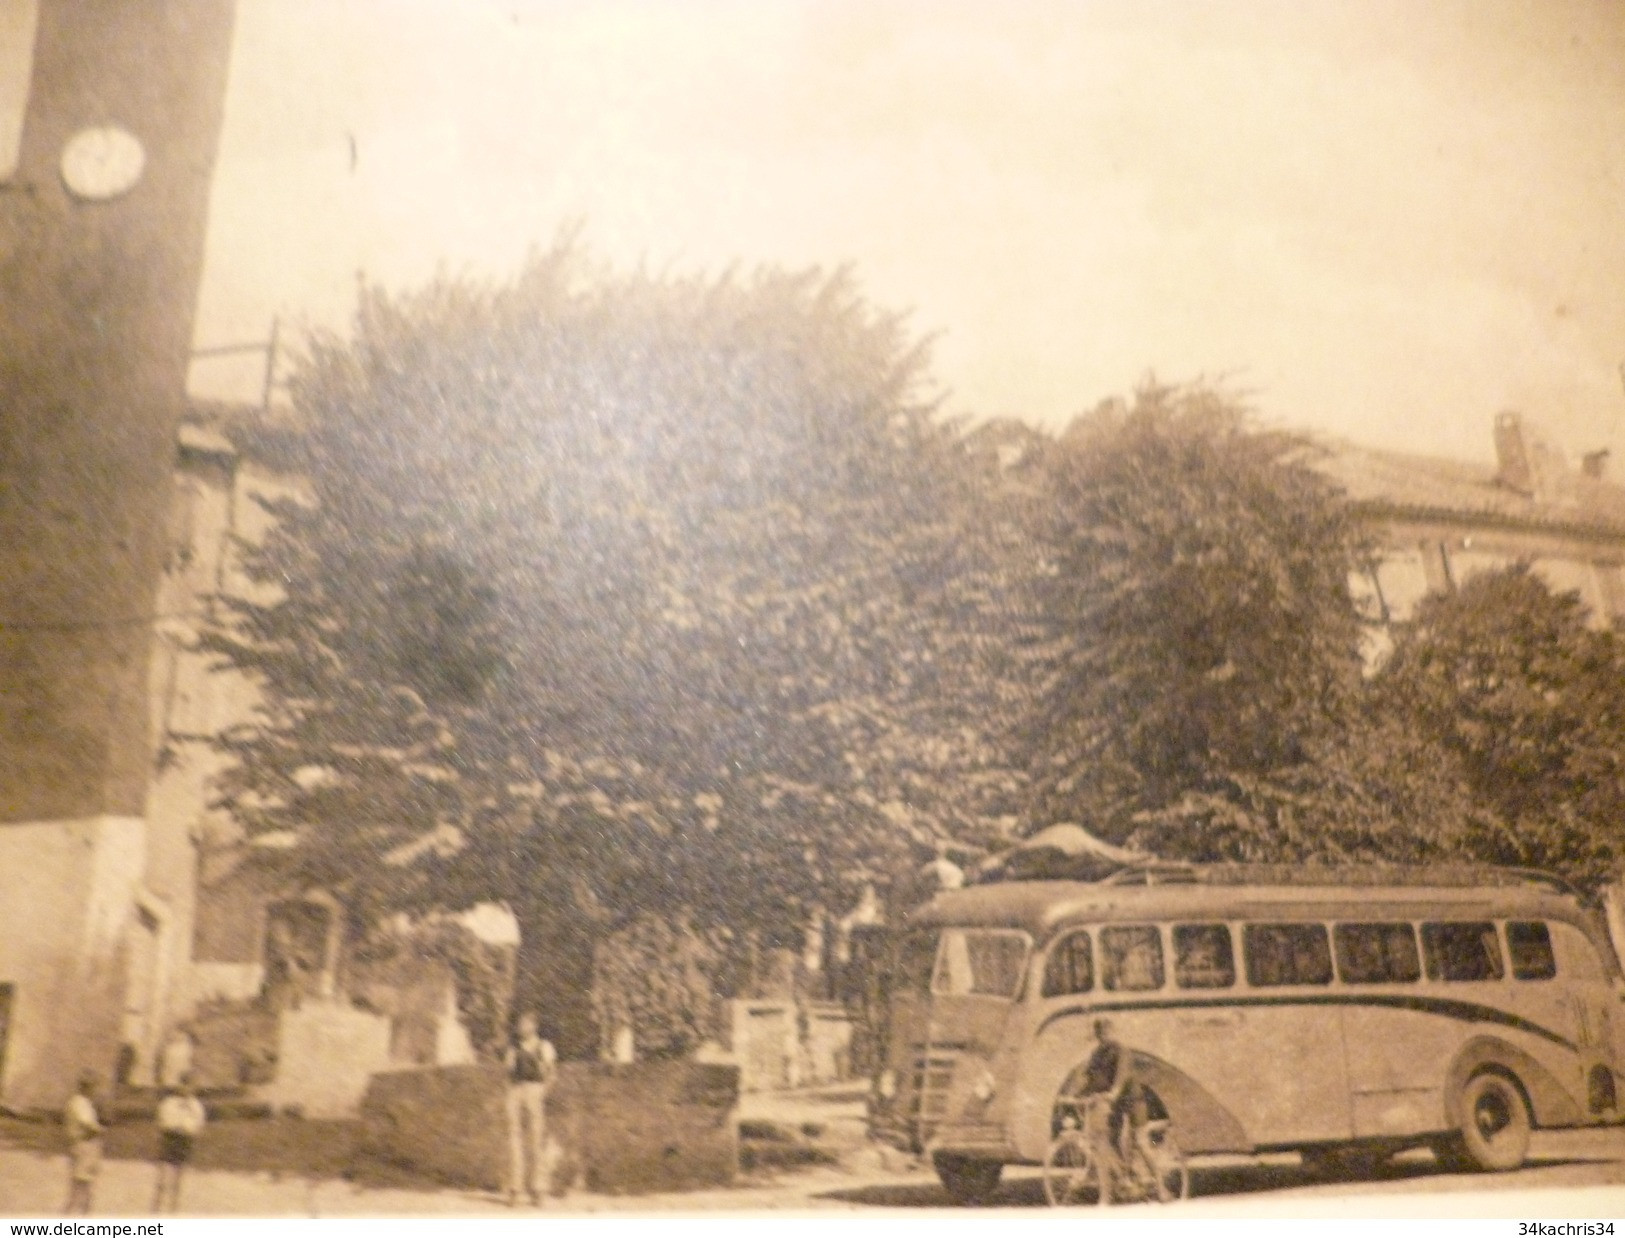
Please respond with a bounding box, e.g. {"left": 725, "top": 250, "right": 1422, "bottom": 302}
{"left": 897, "top": 930, "right": 940, "bottom": 994}
{"left": 931, "top": 928, "right": 1030, "bottom": 998}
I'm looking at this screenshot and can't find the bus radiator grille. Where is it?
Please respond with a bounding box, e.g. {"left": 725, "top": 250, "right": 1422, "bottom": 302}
{"left": 906, "top": 1055, "right": 958, "bottom": 1133}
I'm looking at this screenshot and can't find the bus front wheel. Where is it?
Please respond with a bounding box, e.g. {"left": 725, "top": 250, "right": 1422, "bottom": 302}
{"left": 933, "top": 1152, "right": 1002, "bottom": 1206}
{"left": 1445, "top": 1071, "right": 1532, "bottom": 1172}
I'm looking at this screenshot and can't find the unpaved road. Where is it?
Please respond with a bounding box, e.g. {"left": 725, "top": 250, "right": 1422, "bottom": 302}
{"left": 2, "top": 1129, "right": 1622, "bottom": 1216}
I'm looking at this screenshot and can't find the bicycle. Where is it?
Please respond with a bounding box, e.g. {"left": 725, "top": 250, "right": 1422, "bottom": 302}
{"left": 1042, "top": 1092, "right": 1188, "bottom": 1206}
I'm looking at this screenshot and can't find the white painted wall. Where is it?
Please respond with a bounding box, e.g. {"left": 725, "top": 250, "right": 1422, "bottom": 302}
{"left": 0, "top": 816, "right": 146, "bottom": 1110}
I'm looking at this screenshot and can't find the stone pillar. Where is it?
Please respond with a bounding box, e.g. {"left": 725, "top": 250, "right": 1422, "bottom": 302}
{"left": 0, "top": 0, "right": 236, "bottom": 1110}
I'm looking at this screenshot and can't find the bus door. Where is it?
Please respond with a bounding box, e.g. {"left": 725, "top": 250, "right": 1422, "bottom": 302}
{"left": 1234, "top": 921, "right": 1354, "bottom": 1143}
{"left": 1160, "top": 920, "right": 1351, "bottom": 1147}
{"left": 1159, "top": 923, "right": 1256, "bottom": 1133}
{"left": 1334, "top": 921, "right": 1446, "bottom": 1138}
{"left": 1505, "top": 920, "right": 1581, "bottom": 1049}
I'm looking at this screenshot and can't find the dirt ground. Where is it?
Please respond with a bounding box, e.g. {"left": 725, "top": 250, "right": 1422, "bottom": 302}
{"left": 2, "top": 1087, "right": 1622, "bottom": 1217}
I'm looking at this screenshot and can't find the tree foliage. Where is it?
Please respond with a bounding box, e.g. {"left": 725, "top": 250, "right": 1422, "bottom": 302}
{"left": 1375, "top": 565, "right": 1625, "bottom": 884}
{"left": 1029, "top": 388, "right": 1360, "bottom": 824}
{"left": 353, "top": 920, "right": 517, "bottom": 1059}
{"left": 1026, "top": 385, "right": 1478, "bottom": 863}
{"left": 202, "top": 238, "right": 1625, "bottom": 1053}
{"left": 204, "top": 535, "right": 509, "bottom": 911}
{"left": 589, "top": 914, "right": 727, "bottom": 1060}
{"left": 205, "top": 242, "right": 1033, "bottom": 1047}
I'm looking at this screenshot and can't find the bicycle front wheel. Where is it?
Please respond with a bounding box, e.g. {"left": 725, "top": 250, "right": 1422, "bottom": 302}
{"left": 1043, "top": 1131, "right": 1104, "bottom": 1207}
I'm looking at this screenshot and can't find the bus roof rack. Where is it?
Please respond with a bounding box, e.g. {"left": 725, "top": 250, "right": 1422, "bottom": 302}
{"left": 1098, "top": 862, "right": 1582, "bottom": 896}
{"left": 1100, "top": 864, "right": 1201, "bottom": 886}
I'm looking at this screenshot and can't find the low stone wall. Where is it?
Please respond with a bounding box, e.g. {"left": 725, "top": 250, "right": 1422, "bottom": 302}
{"left": 356, "top": 1063, "right": 508, "bottom": 1190}
{"left": 189, "top": 1002, "right": 279, "bottom": 1090}
{"left": 730, "top": 1000, "right": 796, "bottom": 1091}
{"left": 803, "top": 1001, "right": 855, "bottom": 1085}
{"left": 357, "top": 1059, "right": 739, "bottom": 1195}
{"left": 266, "top": 1003, "right": 393, "bottom": 1118}
{"left": 728, "top": 999, "right": 857, "bottom": 1091}
{"left": 565, "top": 1060, "right": 739, "bottom": 1194}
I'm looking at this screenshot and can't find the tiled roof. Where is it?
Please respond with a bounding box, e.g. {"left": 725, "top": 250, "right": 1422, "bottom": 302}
{"left": 1314, "top": 439, "right": 1625, "bottom": 540}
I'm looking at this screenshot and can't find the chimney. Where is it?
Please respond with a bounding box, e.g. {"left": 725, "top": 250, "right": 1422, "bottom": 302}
{"left": 1494, "top": 411, "right": 1534, "bottom": 494}
{"left": 1582, "top": 449, "right": 1610, "bottom": 481}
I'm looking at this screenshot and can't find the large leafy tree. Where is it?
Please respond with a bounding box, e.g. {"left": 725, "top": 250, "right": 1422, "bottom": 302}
{"left": 204, "top": 511, "right": 516, "bottom": 916}
{"left": 1375, "top": 565, "right": 1625, "bottom": 885}
{"left": 1026, "top": 384, "right": 1476, "bottom": 862}
{"left": 204, "top": 243, "right": 1030, "bottom": 1046}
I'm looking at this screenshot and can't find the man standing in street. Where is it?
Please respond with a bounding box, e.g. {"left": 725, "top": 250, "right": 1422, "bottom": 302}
{"left": 62, "top": 1072, "right": 104, "bottom": 1216}
{"left": 503, "top": 1011, "right": 557, "bottom": 1207}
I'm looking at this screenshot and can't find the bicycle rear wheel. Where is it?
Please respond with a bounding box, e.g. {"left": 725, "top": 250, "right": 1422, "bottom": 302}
{"left": 1043, "top": 1131, "right": 1104, "bottom": 1207}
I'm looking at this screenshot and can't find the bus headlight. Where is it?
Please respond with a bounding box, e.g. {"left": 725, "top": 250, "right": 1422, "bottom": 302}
{"left": 876, "top": 1070, "right": 897, "bottom": 1100}
{"left": 971, "top": 1069, "right": 997, "bottom": 1103}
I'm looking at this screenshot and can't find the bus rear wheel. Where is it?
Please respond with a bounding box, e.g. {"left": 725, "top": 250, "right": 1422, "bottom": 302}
{"left": 932, "top": 1152, "right": 1002, "bottom": 1206}
{"left": 1446, "top": 1071, "right": 1532, "bottom": 1172}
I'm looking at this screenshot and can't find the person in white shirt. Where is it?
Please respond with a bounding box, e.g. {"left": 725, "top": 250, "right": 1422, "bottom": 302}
{"left": 152, "top": 1076, "right": 207, "bottom": 1214}
{"left": 503, "top": 1011, "right": 558, "bottom": 1207}
{"left": 62, "top": 1072, "right": 103, "bottom": 1216}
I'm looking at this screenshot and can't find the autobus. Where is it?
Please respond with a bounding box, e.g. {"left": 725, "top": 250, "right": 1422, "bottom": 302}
{"left": 866, "top": 863, "right": 1625, "bottom": 1204}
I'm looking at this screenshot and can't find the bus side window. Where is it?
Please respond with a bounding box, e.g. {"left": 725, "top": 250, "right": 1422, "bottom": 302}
{"left": 1422, "top": 922, "right": 1505, "bottom": 982}
{"left": 1174, "top": 923, "right": 1235, "bottom": 988}
{"left": 1101, "top": 925, "right": 1164, "bottom": 992}
{"left": 1244, "top": 924, "right": 1332, "bottom": 986}
{"left": 1506, "top": 922, "right": 1557, "bottom": 981}
{"left": 1334, "top": 922, "right": 1420, "bottom": 983}
{"left": 1042, "top": 930, "right": 1093, "bottom": 997}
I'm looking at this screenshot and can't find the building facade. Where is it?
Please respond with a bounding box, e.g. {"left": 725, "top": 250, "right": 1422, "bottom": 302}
{"left": 0, "top": 2, "right": 235, "bottom": 1112}
{"left": 1321, "top": 412, "right": 1625, "bottom": 657}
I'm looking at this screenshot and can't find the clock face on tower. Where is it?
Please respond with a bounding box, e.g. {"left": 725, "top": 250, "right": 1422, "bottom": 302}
{"left": 59, "top": 125, "right": 145, "bottom": 201}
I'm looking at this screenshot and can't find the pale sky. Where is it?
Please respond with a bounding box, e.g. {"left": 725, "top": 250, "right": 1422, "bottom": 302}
{"left": 188, "top": 0, "right": 1625, "bottom": 467}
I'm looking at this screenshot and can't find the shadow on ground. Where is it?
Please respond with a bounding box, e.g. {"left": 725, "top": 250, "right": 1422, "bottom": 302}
{"left": 2, "top": 1113, "right": 358, "bottom": 1179}
{"left": 812, "top": 1150, "right": 1612, "bottom": 1209}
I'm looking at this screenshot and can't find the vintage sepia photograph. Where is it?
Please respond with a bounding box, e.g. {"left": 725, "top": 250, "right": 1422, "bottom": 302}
{"left": 1, "top": 0, "right": 1624, "bottom": 1220}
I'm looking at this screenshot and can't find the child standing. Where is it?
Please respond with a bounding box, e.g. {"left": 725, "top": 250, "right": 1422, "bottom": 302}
{"left": 62, "top": 1072, "right": 103, "bottom": 1216}
{"left": 152, "top": 1076, "right": 207, "bottom": 1214}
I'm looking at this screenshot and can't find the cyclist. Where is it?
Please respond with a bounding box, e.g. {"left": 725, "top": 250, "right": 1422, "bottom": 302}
{"left": 1074, "top": 1018, "right": 1150, "bottom": 1175}
{"left": 1046, "top": 1021, "right": 1185, "bottom": 1206}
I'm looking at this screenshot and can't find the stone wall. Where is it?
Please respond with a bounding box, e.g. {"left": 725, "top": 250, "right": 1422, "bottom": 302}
{"left": 803, "top": 1001, "right": 855, "bottom": 1085}
{"left": 727, "top": 998, "right": 857, "bottom": 1092}
{"left": 730, "top": 999, "right": 797, "bottom": 1091}
{"left": 357, "top": 1063, "right": 508, "bottom": 1190}
{"left": 358, "top": 1059, "right": 740, "bottom": 1195}
{"left": 188, "top": 1001, "right": 278, "bottom": 1090}
{"left": 264, "top": 1003, "right": 392, "bottom": 1118}
{"left": 567, "top": 1060, "right": 739, "bottom": 1194}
